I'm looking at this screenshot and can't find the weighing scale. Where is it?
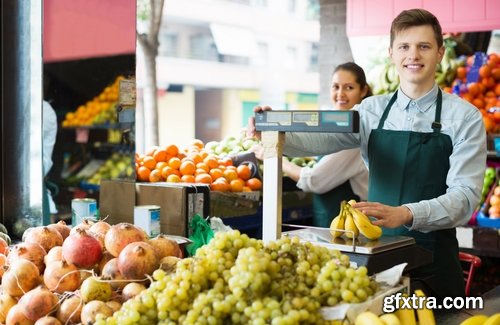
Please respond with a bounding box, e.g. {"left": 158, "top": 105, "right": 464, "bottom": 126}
{"left": 254, "top": 109, "right": 432, "bottom": 273}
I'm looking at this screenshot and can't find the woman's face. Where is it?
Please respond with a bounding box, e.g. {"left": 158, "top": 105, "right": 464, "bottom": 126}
{"left": 330, "top": 69, "right": 367, "bottom": 110}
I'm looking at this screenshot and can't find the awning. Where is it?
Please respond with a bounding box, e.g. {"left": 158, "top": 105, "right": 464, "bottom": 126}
{"left": 209, "top": 23, "right": 258, "bottom": 57}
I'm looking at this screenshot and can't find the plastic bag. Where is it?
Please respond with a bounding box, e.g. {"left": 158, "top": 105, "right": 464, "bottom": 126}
{"left": 186, "top": 214, "right": 214, "bottom": 256}
{"left": 210, "top": 217, "right": 232, "bottom": 232}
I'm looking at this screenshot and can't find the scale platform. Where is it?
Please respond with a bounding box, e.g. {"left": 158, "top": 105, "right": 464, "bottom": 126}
{"left": 283, "top": 225, "right": 415, "bottom": 254}
{"left": 255, "top": 110, "right": 359, "bottom": 133}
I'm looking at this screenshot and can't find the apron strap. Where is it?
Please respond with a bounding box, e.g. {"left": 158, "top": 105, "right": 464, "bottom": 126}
{"left": 377, "top": 91, "right": 398, "bottom": 129}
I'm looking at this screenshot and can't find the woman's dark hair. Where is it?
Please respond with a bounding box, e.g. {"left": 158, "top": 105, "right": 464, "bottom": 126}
{"left": 334, "top": 62, "right": 372, "bottom": 98}
{"left": 390, "top": 8, "right": 443, "bottom": 48}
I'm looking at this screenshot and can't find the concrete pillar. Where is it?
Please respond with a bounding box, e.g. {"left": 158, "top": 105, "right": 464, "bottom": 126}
{"left": 319, "top": 0, "right": 353, "bottom": 108}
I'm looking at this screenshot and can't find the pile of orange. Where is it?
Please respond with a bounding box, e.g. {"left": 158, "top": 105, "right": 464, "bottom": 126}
{"left": 62, "top": 75, "right": 123, "bottom": 127}
{"left": 445, "top": 53, "right": 500, "bottom": 133}
{"left": 135, "top": 139, "right": 262, "bottom": 192}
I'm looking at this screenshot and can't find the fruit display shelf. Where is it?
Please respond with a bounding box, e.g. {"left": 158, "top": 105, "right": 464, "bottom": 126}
{"left": 477, "top": 211, "right": 500, "bottom": 229}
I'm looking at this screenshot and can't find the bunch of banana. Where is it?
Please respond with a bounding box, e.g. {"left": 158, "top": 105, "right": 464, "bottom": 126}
{"left": 354, "top": 289, "right": 436, "bottom": 325}
{"left": 329, "top": 200, "right": 382, "bottom": 240}
{"left": 460, "top": 313, "right": 500, "bottom": 325}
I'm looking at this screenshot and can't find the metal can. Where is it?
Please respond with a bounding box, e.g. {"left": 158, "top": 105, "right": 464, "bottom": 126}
{"left": 134, "top": 205, "right": 161, "bottom": 237}
{"left": 71, "top": 198, "right": 98, "bottom": 226}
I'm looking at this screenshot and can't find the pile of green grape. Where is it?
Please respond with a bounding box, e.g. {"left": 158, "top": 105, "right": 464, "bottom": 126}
{"left": 95, "top": 230, "right": 378, "bottom": 325}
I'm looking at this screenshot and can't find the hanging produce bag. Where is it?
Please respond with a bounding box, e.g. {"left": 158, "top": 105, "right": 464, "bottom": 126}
{"left": 186, "top": 214, "right": 214, "bottom": 256}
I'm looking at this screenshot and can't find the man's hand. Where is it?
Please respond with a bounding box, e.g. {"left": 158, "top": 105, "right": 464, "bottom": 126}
{"left": 246, "top": 105, "right": 273, "bottom": 139}
{"left": 352, "top": 201, "right": 413, "bottom": 228}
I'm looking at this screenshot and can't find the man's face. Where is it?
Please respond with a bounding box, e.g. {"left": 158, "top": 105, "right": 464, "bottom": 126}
{"left": 389, "top": 25, "right": 444, "bottom": 89}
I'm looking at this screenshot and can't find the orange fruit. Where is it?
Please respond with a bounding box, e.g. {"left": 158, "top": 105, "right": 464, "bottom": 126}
{"left": 161, "top": 166, "right": 175, "bottom": 179}
{"left": 203, "top": 155, "right": 219, "bottom": 169}
{"left": 236, "top": 165, "right": 252, "bottom": 181}
{"left": 155, "top": 161, "right": 168, "bottom": 171}
{"left": 496, "top": 84, "right": 500, "bottom": 96}
{"left": 149, "top": 169, "right": 163, "bottom": 182}
{"left": 196, "top": 162, "right": 209, "bottom": 173}
{"left": 482, "top": 76, "right": 495, "bottom": 90}
{"left": 493, "top": 111, "right": 500, "bottom": 123}
{"left": 153, "top": 149, "right": 168, "bottom": 162}
{"left": 195, "top": 173, "right": 212, "bottom": 184}
{"left": 166, "top": 174, "right": 181, "bottom": 183}
{"left": 142, "top": 156, "right": 157, "bottom": 170}
{"left": 456, "top": 66, "right": 467, "bottom": 79}
{"left": 210, "top": 181, "right": 228, "bottom": 192}
{"left": 467, "top": 82, "right": 480, "bottom": 97}
{"left": 218, "top": 157, "right": 233, "bottom": 167}
{"left": 230, "top": 179, "right": 244, "bottom": 192}
{"left": 181, "top": 175, "right": 196, "bottom": 183}
{"left": 188, "top": 152, "right": 203, "bottom": 165}
{"left": 242, "top": 186, "right": 252, "bottom": 192}
{"left": 209, "top": 168, "right": 223, "bottom": 180}
{"left": 491, "top": 68, "right": 500, "bottom": 81}
{"left": 472, "top": 98, "right": 485, "bottom": 110}
{"left": 180, "top": 160, "right": 196, "bottom": 175}
{"left": 246, "top": 178, "right": 263, "bottom": 190}
{"left": 165, "top": 144, "right": 179, "bottom": 157}
{"left": 145, "top": 146, "right": 159, "bottom": 157}
{"left": 483, "top": 115, "right": 496, "bottom": 133}
{"left": 191, "top": 139, "right": 205, "bottom": 150}
{"left": 137, "top": 166, "right": 151, "bottom": 182}
{"left": 195, "top": 168, "right": 208, "bottom": 175}
{"left": 479, "top": 65, "right": 491, "bottom": 78}
{"left": 168, "top": 157, "right": 181, "bottom": 170}
{"left": 223, "top": 169, "right": 238, "bottom": 182}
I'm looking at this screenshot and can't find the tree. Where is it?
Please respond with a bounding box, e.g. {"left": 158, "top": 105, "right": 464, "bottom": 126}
{"left": 136, "top": 0, "right": 165, "bottom": 151}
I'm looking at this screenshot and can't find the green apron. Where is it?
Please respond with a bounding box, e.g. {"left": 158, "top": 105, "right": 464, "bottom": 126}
{"left": 367, "top": 89, "right": 465, "bottom": 298}
{"left": 312, "top": 179, "right": 359, "bottom": 228}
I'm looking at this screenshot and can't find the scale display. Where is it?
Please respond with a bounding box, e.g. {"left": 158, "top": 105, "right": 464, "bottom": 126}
{"left": 255, "top": 110, "right": 359, "bottom": 133}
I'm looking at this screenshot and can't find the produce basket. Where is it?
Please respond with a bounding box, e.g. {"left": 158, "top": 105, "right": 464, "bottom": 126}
{"left": 476, "top": 211, "right": 500, "bottom": 229}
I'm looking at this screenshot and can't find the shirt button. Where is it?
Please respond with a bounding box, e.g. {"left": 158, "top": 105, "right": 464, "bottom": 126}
{"left": 410, "top": 101, "right": 416, "bottom": 106}
{"left": 407, "top": 117, "right": 411, "bottom": 121}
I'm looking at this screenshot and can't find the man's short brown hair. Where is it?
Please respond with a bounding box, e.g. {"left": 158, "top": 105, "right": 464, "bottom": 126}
{"left": 390, "top": 8, "right": 443, "bottom": 48}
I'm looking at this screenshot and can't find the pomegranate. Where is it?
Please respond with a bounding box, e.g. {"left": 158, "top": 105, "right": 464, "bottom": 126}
{"left": 104, "top": 223, "right": 147, "bottom": 257}
{"left": 18, "top": 286, "right": 59, "bottom": 321}
{"left": 0, "top": 253, "right": 7, "bottom": 278}
{"left": 118, "top": 242, "right": 159, "bottom": 280}
{"left": 1, "top": 259, "right": 40, "bottom": 297}
{"left": 43, "top": 260, "right": 80, "bottom": 293}
{"left": 56, "top": 294, "right": 83, "bottom": 324}
{"left": 0, "top": 290, "right": 17, "bottom": 323}
{"left": 24, "top": 226, "right": 63, "bottom": 252}
{"left": 44, "top": 246, "right": 62, "bottom": 265}
{"left": 7, "top": 242, "right": 47, "bottom": 274}
{"left": 5, "top": 304, "right": 32, "bottom": 325}
{"left": 80, "top": 300, "right": 113, "bottom": 325}
{"left": 69, "top": 219, "right": 94, "bottom": 235}
{"left": 98, "top": 250, "right": 115, "bottom": 274}
{"left": 62, "top": 228, "right": 102, "bottom": 268}
{"left": 121, "top": 282, "right": 146, "bottom": 301}
{"left": 101, "top": 258, "right": 127, "bottom": 291}
{"left": 148, "top": 234, "right": 183, "bottom": 259}
{"left": 47, "top": 220, "right": 71, "bottom": 240}
{"left": 0, "top": 237, "right": 8, "bottom": 255}
{"left": 89, "top": 221, "right": 111, "bottom": 247}
{"left": 34, "top": 316, "right": 62, "bottom": 325}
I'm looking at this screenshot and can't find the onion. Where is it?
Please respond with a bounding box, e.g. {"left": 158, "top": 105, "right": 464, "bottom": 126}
{"left": 117, "top": 242, "right": 159, "bottom": 280}
{"left": 43, "top": 260, "right": 80, "bottom": 293}
{"left": 69, "top": 219, "right": 95, "bottom": 236}
{"left": 62, "top": 228, "right": 103, "bottom": 268}
{"left": 7, "top": 242, "right": 47, "bottom": 274}
{"left": 18, "top": 286, "right": 59, "bottom": 321}
{"left": 80, "top": 300, "right": 113, "bottom": 325}
{"left": 0, "top": 290, "right": 17, "bottom": 323}
{"left": 56, "top": 295, "right": 83, "bottom": 324}
{"left": 121, "top": 282, "right": 146, "bottom": 301}
{"left": 34, "top": 316, "right": 62, "bottom": 325}
{"left": 106, "top": 300, "right": 122, "bottom": 313}
{"left": 148, "top": 234, "right": 182, "bottom": 259}
{"left": 44, "top": 246, "right": 62, "bottom": 265}
{"left": 47, "top": 220, "right": 71, "bottom": 240}
{"left": 104, "top": 223, "right": 147, "bottom": 257}
{"left": 5, "top": 304, "right": 32, "bottom": 325}
{"left": 24, "top": 226, "right": 63, "bottom": 253}
{"left": 89, "top": 221, "right": 111, "bottom": 247}
{"left": 1, "top": 259, "right": 40, "bottom": 297}
{"left": 101, "top": 258, "right": 127, "bottom": 291}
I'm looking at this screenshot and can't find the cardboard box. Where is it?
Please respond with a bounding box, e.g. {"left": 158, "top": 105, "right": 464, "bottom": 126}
{"left": 210, "top": 191, "right": 261, "bottom": 218}
{"left": 99, "top": 180, "right": 210, "bottom": 236}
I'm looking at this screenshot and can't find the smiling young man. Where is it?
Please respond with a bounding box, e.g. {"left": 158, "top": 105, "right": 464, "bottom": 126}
{"left": 248, "top": 8, "right": 487, "bottom": 299}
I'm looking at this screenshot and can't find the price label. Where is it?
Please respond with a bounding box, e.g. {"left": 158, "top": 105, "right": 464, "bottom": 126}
{"left": 75, "top": 128, "right": 89, "bottom": 143}
{"left": 119, "top": 79, "right": 136, "bottom": 107}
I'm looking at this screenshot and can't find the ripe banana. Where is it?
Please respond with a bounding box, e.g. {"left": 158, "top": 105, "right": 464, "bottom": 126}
{"left": 395, "top": 304, "right": 417, "bottom": 325}
{"left": 484, "top": 313, "right": 500, "bottom": 325}
{"left": 344, "top": 209, "right": 359, "bottom": 239}
{"left": 379, "top": 313, "right": 402, "bottom": 325}
{"left": 460, "top": 315, "right": 489, "bottom": 325}
{"left": 414, "top": 289, "right": 436, "bottom": 325}
{"left": 330, "top": 201, "right": 346, "bottom": 238}
{"left": 346, "top": 202, "right": 382, "bottom": 240}
{"left": 354, "top": 311, "right": 384, "bottom": 325}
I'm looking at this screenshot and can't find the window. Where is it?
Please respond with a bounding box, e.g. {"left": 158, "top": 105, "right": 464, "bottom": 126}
{"left": 306, "top": 0, "right": 320, "bottom": 20}
{"left": 285, "top": 46, "right": 297, "bottom": 69}
{"left": 309, "top": 42, "right": 319, "bottom": 71}
{"left": 254, "top": 41, "right": 269, "bottom": 67}
{"left": 189, "top": 33, "right": 218, "bottom": 61}
{"left": 158, "top": 33, "right": 178, "bottom": 57}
